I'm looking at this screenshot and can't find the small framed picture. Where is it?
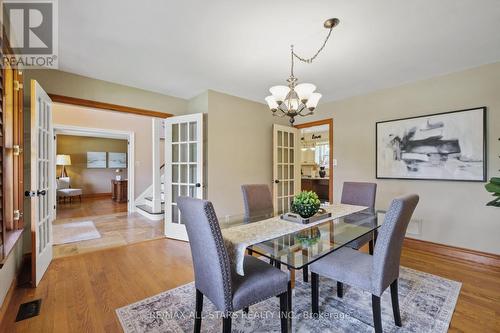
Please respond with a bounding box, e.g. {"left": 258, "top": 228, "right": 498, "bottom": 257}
{"left": 87, "top": 152, "right": 107, "bottom": 168}
{"left": 108, "top": 152, "right": 127, "bottom": 168}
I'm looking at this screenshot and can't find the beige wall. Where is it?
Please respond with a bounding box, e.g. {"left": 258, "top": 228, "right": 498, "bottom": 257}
{"left": 53, "top": 103, "right": 156, "bottom": 198}
{"left": 24, "top": 69, "right": 188, "bottom": 115}
{"left": 56, "top": 135, "right": 128, "bottom": 194}
{"left": 0, "top": 238, "right": 24, "bottom": 307}
{"left": 195, "top": 90, "right": 289, "bottom": 217}
{"left": 296, "top": 62, "right": 500, "bottom": 255}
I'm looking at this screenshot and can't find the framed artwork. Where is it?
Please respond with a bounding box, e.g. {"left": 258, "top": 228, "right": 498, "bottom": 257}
{"left": 87, "top": 152, "right": 107, "bottom": 168}
{"left": 108, "top": 152, "right": 127, "bottom": 168}
{"left": 376, "top": 107, "right": 486, "bottom": 181}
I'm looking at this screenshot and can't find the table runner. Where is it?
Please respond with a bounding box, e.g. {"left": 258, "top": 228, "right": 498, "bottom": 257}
{"left": 221, "top": 203, "right": 368, "bottom": 276}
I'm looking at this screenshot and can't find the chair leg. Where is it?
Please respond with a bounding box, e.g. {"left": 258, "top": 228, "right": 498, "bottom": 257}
{"left": 302, "top": 266, "right": 309, "bottom": 283}
{"left": 287, "top": 280, "right": 292, "bottom": 331}
{"left": 311, "top": 272, "right": 319, "bottom": 315}
{"left": 274, "top": 261, "right": 281, "bottom": 270}
{"left": 247, "top": 248, "right": 253, "bottom": 256}
{"left": 337, "top": 281, "right": 343, "bottom": 298}
{"left": 390, "top": 279, "right": 402, "bottom": 327}
{"left": 222, "top": 315, "right": 232, "bottom": 333}
{"left": 372, "top": 295, "right": 383, "bottom": 333}
{"left": 368, "top": 239, "right": 374, "bottom": 255}
{"left": 279, "top": 291, "right": 288, "bottom": 333}
{"left": 194, "top": 289, "right": 203, "bottom": 333}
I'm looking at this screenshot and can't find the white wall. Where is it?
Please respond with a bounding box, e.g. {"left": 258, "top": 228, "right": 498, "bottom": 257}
{"left": 296, "top": 62, "right": 500, "bottom": 254}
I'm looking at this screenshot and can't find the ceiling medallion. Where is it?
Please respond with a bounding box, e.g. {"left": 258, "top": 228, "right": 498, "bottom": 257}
{"left": 265, "top": 18, "right": 339, "bottom": 124}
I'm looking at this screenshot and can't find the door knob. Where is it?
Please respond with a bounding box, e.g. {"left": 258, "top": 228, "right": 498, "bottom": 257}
{"left": 195, "top": 183, "right": 201, "bottom": 188}
{"left": 37, "top": 190, "right": 47, "bottom": 196}
{"left": 274, "top": 180, "right": 280, "bottom": 184}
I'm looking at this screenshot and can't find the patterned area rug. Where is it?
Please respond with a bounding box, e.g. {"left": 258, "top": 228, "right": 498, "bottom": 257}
{"left": 53, "top": 221, "right": 101, "bottom": 244}
{"left": 116, "top": 266, "right": 461, "bottom": 333}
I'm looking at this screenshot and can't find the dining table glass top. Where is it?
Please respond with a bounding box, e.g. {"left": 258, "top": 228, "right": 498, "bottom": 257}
{"left": 220, "top": 208, "right": 385, "bottom": 270}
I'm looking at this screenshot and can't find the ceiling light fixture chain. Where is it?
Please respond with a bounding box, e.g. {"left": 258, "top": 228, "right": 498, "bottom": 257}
{"left": 265, "top": 18, "right": 340, "bottom": 124}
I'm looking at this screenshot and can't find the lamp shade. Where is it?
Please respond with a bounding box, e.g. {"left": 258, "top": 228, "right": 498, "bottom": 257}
{"left": 265, "top": 96, "right": 279, "bottom": 110}
{"left": 269, "top": 85, "right": 290, "bottom": 103}
{"left": 294, "top": 83, "right": 316, "bottom": 101}
{"left": 56, "top": 154, "right": 71, "bottom": 166}
{"left": 306, "top": 93, "right": 322, "bottom": 109}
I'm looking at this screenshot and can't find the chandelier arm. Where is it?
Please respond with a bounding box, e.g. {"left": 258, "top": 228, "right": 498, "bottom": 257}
{"left": 292, "top": 27, "right": 333, "bottom": 64}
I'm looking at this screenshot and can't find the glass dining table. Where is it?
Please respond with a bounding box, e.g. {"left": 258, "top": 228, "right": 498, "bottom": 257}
{"left": 220, "top": 208, "right": 385, "bottom": 288}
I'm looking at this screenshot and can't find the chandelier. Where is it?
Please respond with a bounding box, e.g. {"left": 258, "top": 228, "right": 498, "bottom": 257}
{"left": 265, "top": 18, "right": 339, "bottom": 124}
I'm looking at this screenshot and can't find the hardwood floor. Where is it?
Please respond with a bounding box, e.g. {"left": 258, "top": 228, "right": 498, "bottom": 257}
{"left": 53, "top": 196, "right": 163, "bottom": 258}
{"left": 53, "top": 212, "right": 164, "bottom": 258}
{"left": 56, "top": 195, "right": 128, "bottom": 220}
{"left": 1, "top": 239, "right": 499, "bottom": 332}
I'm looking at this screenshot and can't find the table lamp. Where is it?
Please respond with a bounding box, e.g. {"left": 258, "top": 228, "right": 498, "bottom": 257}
{"left": 56, "top": 154, "right": 71, "bottom": 177}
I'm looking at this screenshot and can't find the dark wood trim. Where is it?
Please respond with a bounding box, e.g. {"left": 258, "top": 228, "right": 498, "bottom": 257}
{"left": 294, "top": 118, "right": 334, "bottom": 203}
{"left": 48, "top": 94, "right": 174, "bottom": 119}
{"left": 404, "top": 237, "right": 500, "bottom": 268}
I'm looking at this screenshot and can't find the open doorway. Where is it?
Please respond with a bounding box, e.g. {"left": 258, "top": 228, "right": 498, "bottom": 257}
{"left": 50, "top": 124, "right": 162, "bottom": 257}
{"left": 295, "top": 119, "right": 333, "bottom": 203}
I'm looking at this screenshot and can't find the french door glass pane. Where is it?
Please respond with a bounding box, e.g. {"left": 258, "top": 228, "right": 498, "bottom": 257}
{"left": 289, "top": 133, "right": 294, "bottom": 147}
{"left": 172, "top": 185, "right": 179, "bottom": 203}
{"left": 189, "top": 122, "right": 197, "bottom": 141}
{"left": 189, "top": 165, "right": 197, "bottom": 183}
{"left": 172, "top": 164, "right": 179, "bottom": 182}
{"left": 172, "top": 144, "right": 179, "bottom": 162}
{"left": 180, "top": 123, "right": 188, "bottom": 142}
{"left": 278, "top": 131, "right": 283, "bottom": 146}
{"left": 189, "top": 143, "right": 197, "bottom": 162}
{"left": 180, "top": 164, "right": 188, "bottom": 183}
{"left": 180, "top": 143, "right": 187, "bottom": 162}
{"left": 284, "top": 132, "right": 289, "bottom": 146}
{"left": 172, "top": 124, "right": 179, "bottom": 142}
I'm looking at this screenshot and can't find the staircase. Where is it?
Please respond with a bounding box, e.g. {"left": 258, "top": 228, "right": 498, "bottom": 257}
{"left": 135, "top": 170, "right": 165, "bottom": 221}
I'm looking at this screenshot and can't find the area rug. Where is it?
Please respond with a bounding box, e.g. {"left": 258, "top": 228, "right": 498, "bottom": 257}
{"left": 53, "top": 221, "right": 101, "bottom": 244}
{"left": 116, "top": 266, "right": 461, "bottom": 332}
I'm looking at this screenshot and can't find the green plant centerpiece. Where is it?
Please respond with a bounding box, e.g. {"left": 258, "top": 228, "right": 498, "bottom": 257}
{"left": 291, "top": 191, "right": 321, "bottom": 218}
{"left": 485, "top": 177, "right": 500, "bottom": 207}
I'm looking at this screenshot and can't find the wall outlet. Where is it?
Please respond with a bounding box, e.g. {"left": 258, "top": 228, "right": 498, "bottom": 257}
{"left": 406, "top": 218, "right": 422, "bottom": 236}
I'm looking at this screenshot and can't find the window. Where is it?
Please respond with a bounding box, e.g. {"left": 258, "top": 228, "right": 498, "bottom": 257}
{"left": 314, "top": 143, "right": 330, "bottom": 167}
{"left": 1, "top": 43, "right": 25, "bottom": 262}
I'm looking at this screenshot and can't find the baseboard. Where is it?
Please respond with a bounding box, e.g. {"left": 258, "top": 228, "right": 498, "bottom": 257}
{"left": 82, "top": 193, "right": 112, "bottom": 198}
{"left": 404, "top": 237, "right": 500, "bottom": 268}
{"left": 0, "top": 254, "right": 30, "bottom": 325}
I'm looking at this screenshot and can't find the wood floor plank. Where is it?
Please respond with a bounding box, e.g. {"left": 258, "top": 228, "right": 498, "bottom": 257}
{"left": 0, "top": 237, "right": 499, "bottom": 332}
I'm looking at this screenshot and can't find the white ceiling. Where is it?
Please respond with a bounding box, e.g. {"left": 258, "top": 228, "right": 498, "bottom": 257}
{"left": 59, "top": 0, "right": 500, "bottom": 104}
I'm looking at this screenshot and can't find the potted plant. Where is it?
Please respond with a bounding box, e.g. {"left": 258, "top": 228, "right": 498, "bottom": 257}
{"left": 291, "top": 191, "right": 321, "bottom": 218}
{"left": 485, "top": 177, "right": 500, "bottom": 207}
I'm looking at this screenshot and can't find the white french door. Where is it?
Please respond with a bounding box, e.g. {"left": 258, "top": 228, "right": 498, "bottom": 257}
{"left": 273, "top": 124, "right": 300, "bottom": 214}
{"left": 30, "top": 80, "right": 54, "bottom": 286}
{"left": 164, "top": 113, "right": 203, "bottom": 241}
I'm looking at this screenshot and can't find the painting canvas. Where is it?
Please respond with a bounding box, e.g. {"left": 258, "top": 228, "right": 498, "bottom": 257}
{"left": 87, "top": 152, "right": 107, "bottom": 168}
{"left": 376, "top": 107, "right": 486, "bottom": 181}
{"left": 108, "top": 152, "right": 127, "bottom": 168}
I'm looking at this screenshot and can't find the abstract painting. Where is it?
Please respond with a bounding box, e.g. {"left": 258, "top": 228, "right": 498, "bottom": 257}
{"left": 87, "top": 152, "right": 107, "bottom": 168}
{"left": 376, "top": 107, "right": 486, "bottom": 181}
{"left": 108, "top": 152, "right": 127, "bottom": 168}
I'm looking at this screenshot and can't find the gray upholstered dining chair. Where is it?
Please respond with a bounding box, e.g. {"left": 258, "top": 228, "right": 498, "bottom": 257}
{"left": 310, "top": 194, "right": 419, "bottom": 333}
{"left": 241, "top": 184, "right": 274, "bottom": 258}
{"left": 241, "top": 184, "right": 310, "bottom": 282}
{"left": 177, "top": 196, "right": 291, "bottom": 333}
{"left": 241, "top": 184, "right": 274, "bottom": 223}
{"left": 341, "top": 182, "right": 377, "bottom": 254}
